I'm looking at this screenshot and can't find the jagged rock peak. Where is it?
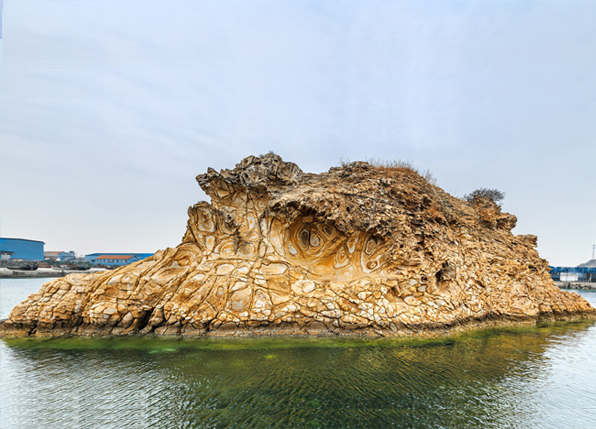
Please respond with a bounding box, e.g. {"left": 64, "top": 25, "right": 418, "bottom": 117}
{"left": 197, "top": 153, "right": 304, "bottom": 197}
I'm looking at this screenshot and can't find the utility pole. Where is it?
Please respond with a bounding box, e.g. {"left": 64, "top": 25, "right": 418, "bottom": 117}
{"left": 593, "top": 244, "right": 595, "bottom": 260}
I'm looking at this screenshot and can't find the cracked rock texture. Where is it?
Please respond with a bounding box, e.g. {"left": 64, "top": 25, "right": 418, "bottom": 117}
{"left": 2, "top": 154, "right": 594, "bottom": 337}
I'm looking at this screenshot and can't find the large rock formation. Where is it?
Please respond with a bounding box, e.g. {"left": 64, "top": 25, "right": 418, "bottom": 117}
{"left": 1, "top": 154, "right": 594, "bottom": 337}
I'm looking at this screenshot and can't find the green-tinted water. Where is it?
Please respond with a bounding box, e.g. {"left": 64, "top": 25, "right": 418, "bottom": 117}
{"left": 1, "top": 279, "right": 596, "bottom": 428}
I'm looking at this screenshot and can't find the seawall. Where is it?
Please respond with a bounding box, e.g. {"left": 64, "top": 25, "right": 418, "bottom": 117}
{"left": 0, "top": 268, "right": 108, "bottom": 279}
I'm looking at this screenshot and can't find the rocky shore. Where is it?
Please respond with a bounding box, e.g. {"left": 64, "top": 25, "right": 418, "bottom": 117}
{"left": 1, "top": 154, "right": 594, "bottom": 338}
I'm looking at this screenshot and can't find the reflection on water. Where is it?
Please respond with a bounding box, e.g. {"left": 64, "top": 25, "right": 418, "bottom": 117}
{"left": 1, "top": 280, "right": 596, "bottom": 428}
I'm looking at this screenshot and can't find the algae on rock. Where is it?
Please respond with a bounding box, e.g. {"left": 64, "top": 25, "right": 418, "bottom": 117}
{"left": 2, "top": 154, "right": 593, "bottom": 337}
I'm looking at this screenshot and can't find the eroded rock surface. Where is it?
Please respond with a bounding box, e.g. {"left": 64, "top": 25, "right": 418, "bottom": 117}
{"left": 2, "top": 154, "right": 594, "bottom": 337}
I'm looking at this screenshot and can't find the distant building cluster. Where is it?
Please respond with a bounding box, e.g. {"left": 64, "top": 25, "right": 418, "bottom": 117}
{"left": 550, "top": 258, "right": 596, "bottom": 283}
{"left": 44, "top": 250, "right": 76, "bottom": 261}
{"left": 550, "top": 265, "right": 596, "bottom": 283}
{"left": 84, "top": 253, "right": 154, "bottom": 267}
{"left": 0, "top": 237, "right": 153, "bottom": 267}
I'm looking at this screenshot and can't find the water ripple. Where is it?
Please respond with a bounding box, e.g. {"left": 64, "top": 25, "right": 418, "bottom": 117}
{"left": 2, "top": 286, "right": 596, "bottom": 428}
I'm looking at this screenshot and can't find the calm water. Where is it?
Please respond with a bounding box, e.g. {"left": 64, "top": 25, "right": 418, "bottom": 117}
{"left": 1, "top": 278, "right": 596, "bottom": 428}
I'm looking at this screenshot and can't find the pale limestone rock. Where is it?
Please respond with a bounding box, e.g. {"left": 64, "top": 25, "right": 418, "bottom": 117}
{"left": 1, "top": 153, "right": 595, "bottom": 338}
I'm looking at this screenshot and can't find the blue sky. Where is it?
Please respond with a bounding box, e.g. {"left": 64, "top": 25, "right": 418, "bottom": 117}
{"left": 0, "top": 0, "right": 595, "bottom": 265}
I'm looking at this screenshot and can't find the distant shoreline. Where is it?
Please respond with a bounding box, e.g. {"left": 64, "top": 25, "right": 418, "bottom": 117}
{"left": 555, "top": 281, "right": 596, "bottom": 290}
{"left": 0, "top": 267, "right": 108, "bottom": 279}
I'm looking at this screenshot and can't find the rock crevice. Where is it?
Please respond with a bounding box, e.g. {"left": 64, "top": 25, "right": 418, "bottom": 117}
{"left": 1, "top": 153, "right": 594, "bottom": 337}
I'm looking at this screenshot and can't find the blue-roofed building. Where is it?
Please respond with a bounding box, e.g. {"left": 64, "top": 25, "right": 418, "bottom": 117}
{"left": 0, "top": 237, "right": 45, "bottom": 261}
{"left": 59, "top": 251, "right": 76, "bottom": 261}
{"left": 85, "top": 253, "right": 154, "bottom": 267}
{"left": 44, "top": 250, "right": 76, "bottom": 261}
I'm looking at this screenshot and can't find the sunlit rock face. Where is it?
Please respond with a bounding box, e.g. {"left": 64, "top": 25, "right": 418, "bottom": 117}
{"left": 2, "top": 154, "right": 594, "bottom": 337}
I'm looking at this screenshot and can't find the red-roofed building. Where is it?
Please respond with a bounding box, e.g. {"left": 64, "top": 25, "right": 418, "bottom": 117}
{"left": 96, "top": 255, "right": 134, "bottom": 266}
{"left": 44, "top": 251, "right": 62, "bottom": 260}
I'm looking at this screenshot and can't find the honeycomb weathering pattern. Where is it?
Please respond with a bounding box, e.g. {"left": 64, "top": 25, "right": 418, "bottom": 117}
{"left": 1, "top": 153, "right": 594, "bottom": 337}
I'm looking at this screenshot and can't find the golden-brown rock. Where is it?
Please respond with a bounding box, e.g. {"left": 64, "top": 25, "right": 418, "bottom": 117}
{"left": 1, "top": 154, "right": 594, "bottom": 337}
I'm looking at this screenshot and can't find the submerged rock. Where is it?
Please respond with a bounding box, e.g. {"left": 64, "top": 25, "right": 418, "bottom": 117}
{"left": 2, "top": 154, "right": 594, "bottom": 337}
